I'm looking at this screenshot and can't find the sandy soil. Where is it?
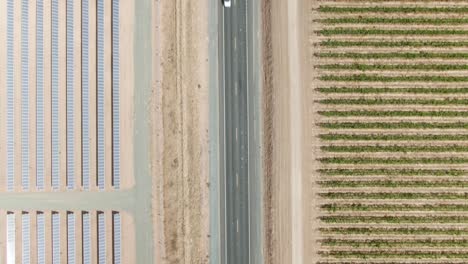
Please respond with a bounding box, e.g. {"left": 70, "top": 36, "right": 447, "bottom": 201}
{"left": 152, "top": 0, "right": 210, "bottom": 263}
{"left": 263, "top": 0, "right": 313, "bottom": 263}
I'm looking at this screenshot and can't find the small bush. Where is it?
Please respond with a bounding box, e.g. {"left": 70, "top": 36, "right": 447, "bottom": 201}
{"left": 319, "top": 122, "right": 468, "bottom": 129}
{"left": 320, "top": 215, "right": 468, "bottom": 224}
{"left": 319, "top": 17, "right": 468, "bottom": 25}
{"left": 319, "top": 192, "right": 468, "bottom": 200}
{"left": 319, "top": 227, "right": 468, "bottom": 235}
{"left": 320, "top": 74, "right": 468, "bottom": 82}
{"left": 319, "top": 157, "right": 468, "bottom": 164}
{"left": 316, "top": 52, "right": 468, "bottom": 59}
{"left": 318, "top": 110, "right": 468, "bottom": 117}
{"left": 322, "top": 145, "right": 468, "bottom": 152}
{"left": 319, "top": 28, "right": 468, "bottom": 36}
{"left": 318, "top": 168, "right": 466, "bottom": 176}
{"left": 317, "top": 87, "right": 468, "bottom": 94}
{"left": 318, "top": 180, "right": 468, "bottom": 188}
{"left": 320, "top": 40, "right": 468, "bottom": 47}
{"left": 318, "top": 64, "right": 468, "bottom": 71}
{"left": 319, "top": 134, "right": 468, "bottom": 141}
{"left": 321, "top": 203, "right": 468, "bottom": 212}
{"left": 318, "top": 6, "right": 468, "bottom": 13}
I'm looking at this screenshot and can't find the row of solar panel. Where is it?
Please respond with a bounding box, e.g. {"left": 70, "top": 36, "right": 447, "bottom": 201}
{"left": 4, "top": 0, "right": 121, "bottom": 192}
{"left": 3, "top": 211, "right": 121, "bottom": 264}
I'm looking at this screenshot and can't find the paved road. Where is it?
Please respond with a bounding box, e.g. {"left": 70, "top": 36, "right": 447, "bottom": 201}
{"left": 220, "top": 0, "right": 250, "bottom": 263}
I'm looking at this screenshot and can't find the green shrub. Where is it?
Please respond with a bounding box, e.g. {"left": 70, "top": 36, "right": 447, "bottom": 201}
{"left": 318, "top": 168, "right": 466, "bottom": 176}
{"left": 320, "top": 238, "right": 468, "bottom": 247}
{"left": 316, "top": 52, "right": 468, "bottom": 59}
{"left": 319, "top": 227, "right": 468, "bottom": 235}
{"left": 319, "top": 157, "right": 468, "bottom": 164}
{"left": 319, "top": 192, "right": 468, "bottom": 200}
{"left": 320, "top": 215, "right": 468, "bottom": 223}
{"left": 322, "top": 145, "right": 468, "bottom": 152}
{"left": 317, "top": 87, "right": 468, "bottom": 94}
{"left": 319, "top": 110, "right": 468, "bottom": 117}
{"left": 319, "top": 17, "right": 468, "bottom": 25}
{"left": 321, "top": 203, "right": 468, "bottom": 212}
{"left": 318, "top": 6, "right": 468, "bottom": 13}
{"left": 319, "top": 98, "right": 468, "bottom": 105}
{"left": 319, "top": 28, "right": 468, "bottom": 36}
{"left": 319, "top": 250, "right": 468, "bottom": 259}
{"left": 320, "top": 40, "right": 468, "bottom": 47}
{"left": 318, "top": 180, "right": 468, "bottom": 188}
{"left": 320, "top": 74, "right": 468, "bottom": 82}
{"left": 319, "top": 134, "right": 468, "bottom": 141}
{"left": 319, "top": 122, "right": 468, "bottom": 129}
{"left": 317, "top": 64, "right": 468, "bottom": 71}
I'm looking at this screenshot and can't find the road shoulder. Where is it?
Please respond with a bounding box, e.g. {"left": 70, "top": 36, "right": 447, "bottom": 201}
{"left": 152, "top": 0, "right": 210, "bottom": 263}
{"left": 263, "top": 0, "right": 311, "bottom": 262}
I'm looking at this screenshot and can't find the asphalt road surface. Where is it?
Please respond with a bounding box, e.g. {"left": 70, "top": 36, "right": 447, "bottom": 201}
{"left": 220, "top": 0, "right": 250, "bottom": 263}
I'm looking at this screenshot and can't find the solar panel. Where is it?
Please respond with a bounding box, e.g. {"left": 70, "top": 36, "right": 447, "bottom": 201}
{"left": 82, "top": 0, "right": 90, "bottom": 191}
{"left": 97, "top": 0, "right": 105, "bottom": 190}
{"left": 6, "top": 0, "right": 14, "bottom": 192}
{"left": 21, "top": 0, "right": 30, "bottom": 191}
{"left": 67, "top": 213, "right": 75, "bottom": 264}
{"left": 37, "top": 213, "right": 45, "bottom": 264}
{"left": 22, "top": 213, "right": 30, "bottom": 264}
{"left": 36, "top": 0, "right": 45, "bottom": 191}
{"left": 113, "top": 212, "right": 121, "bottom": 264}
{"left": 112, "top": 0, "right": 120, "bottom": 190}
{"left": 51, "top": 0, "right": 60, "bottom": 190}
{"left": 66, "top": 0, "right": 74, "bottom": 190}
{"left": 6, "top": 213, "right": 15, "bottom": 264}
{"left": 52, "top": 213, "right": 60, "bottom": 264}
{"left": 82, "top": 212, "right": 91, "bottom": 264}
{"left": 97, "top": 212, "right": 106, "bottom": 264}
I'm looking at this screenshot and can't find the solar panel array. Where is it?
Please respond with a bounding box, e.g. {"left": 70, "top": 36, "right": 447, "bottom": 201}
{"left": 2, "top": 0, "right": 123, "bottom": 192}
{"left": 0, "top": 0, "right": 134, "bottom": 262}
{"left": 0, "top": 211, "right": 122, "bottom": 264}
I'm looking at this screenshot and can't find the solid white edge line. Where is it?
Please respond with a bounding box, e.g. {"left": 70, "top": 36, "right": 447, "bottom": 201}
{"left": 222, "top": 6, "right": 228, "bottom": 264}
{"left": 245, "top": 1, "right": 251, "bottom": 262}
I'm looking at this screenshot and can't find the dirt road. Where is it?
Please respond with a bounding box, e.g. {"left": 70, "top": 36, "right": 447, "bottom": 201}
{"left": 264, "top": 0, "right": 313, "bottom": 263}
{"left": 152, "top": 0, "right": 210, "bottom": 263}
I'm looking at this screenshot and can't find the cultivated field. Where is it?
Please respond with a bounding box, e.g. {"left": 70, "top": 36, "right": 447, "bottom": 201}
{"left": 312, "top": 0, "right": 468, "bottom": 263}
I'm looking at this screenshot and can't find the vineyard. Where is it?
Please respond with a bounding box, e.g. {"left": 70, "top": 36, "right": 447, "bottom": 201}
{"left": 313, "top": 0, "right": 468, "bottom": 263}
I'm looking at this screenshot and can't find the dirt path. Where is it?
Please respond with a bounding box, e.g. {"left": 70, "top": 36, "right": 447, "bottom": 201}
{"left": 264, "top": 0, "right": 312, "bottom": 263}
{"left": 152, "top": 0, "right": 210, "bottom": 263}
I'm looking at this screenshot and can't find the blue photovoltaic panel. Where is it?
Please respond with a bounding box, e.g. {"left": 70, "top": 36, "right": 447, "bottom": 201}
{"left": 36, "top": 0, "right": 45, "bottom": 190}
{"left": 66, "top": 0, "right": 74, "bottom": 189}
{"left": 51, "top": 0, "right": 59, "bottom": 190}
{"left": 37, "top": 213, "right": 45, "bottom": 264}
{"left": 112, "top": 0, "right": 120, "bottom": 189}
{"left": 67, "top": 213, "right": 75, "bottom": 264}
{"left": 82, "top": 212, "right": 91, "bottom": 264}
{"left": 98, "top": 213, "right": 106, "bottom": 263}
{"left": 113, "top": 213, "right": 121, "bottom": 264}
{"left": 7, "top": 213, "right": 15, "bottom": 264}
{"left": 21, "top": 0, "right": 30, "bottom": 191}
{"left": 52, "top": 213, "right": 60, "bottom": 264}
{"left": 97, "top": 0, "right": 105, "bottom": 190}
{"left": 82, "top": 0, "right": 90, "bottom": 190}
{"left": 6, "top": 0, "right": 14, "bottom": 191}
{"left": 22, "top": 213, "right": 30, "bottom": 264}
